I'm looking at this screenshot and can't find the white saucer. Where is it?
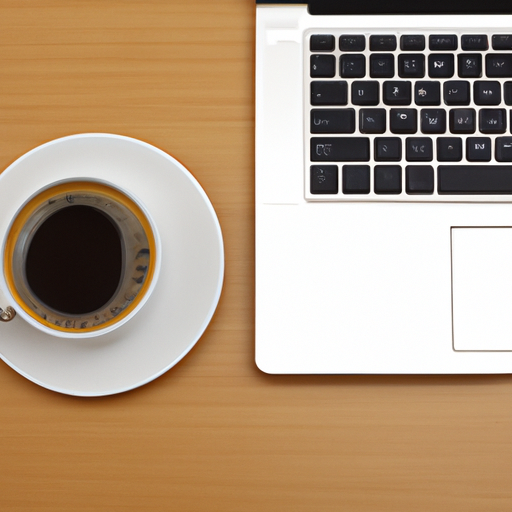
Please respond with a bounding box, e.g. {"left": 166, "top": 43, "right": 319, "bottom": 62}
{"left": 0, "top": 134, "right": 224, "bottom": 396}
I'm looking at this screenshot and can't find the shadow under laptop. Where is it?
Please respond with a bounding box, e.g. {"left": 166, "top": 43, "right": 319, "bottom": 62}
{"left": 252, "top": 370, "right": 512, "bottom": 388}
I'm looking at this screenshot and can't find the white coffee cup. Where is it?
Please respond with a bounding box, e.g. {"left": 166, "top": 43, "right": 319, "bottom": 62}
{"left": 1, "top": 179, "right": 161, "bottom": 338}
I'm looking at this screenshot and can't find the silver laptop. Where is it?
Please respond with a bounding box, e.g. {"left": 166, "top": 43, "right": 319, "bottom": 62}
{"left": 255, "top": 0, "right": 512, "bottom": 373}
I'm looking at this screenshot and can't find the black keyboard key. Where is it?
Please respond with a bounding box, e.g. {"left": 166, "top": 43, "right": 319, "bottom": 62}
{"left": 339, "top": 34, "right": 365, "bottom": 52}
{"left": 311, "top": 55, "right": 336, "bottom": 77}
{"left": 474, "top": 81, "right": 501, "bottom": 105}
{"left": 421, "top": 109, "right": 446, "bottom": 134}
{"left": 429, "top": 34, "right": 457, "bottom": 51}
{"left": 311, "top": 137, "right": 370, "bottom": 162}
{"left": 492, "top": 35, "right": 512, "bottom": 50}
{"left": 342, "top": 165, "right": 370, "bottom": 194}
{"left": 496, "top": 137, "right": 512, "bottom": 162}
{"left": 467, "top": 137, "right": 492, "bottom": 161}
{"left": 390, "top": 109, "right": 417, "bottom": 134}
{"left": 486, "top": 54, "right": 512, "bottom": 78}
{"left": 310, "top": 165, "right": 338, "bottom": 194}
{"left": 495, "top": 137, "right": 512, "bottom": 162}
{"left": 340, "top": 54, "right": 366, "bottom": 78}
{"left": 370, "top": 54, "right": 394, "bottom": 78}
{"left": 479, "top": 108, "right": 506, "bottom": 134}
{"left": 406, "top": 137, "right": 433, "bottom": 162}
{"left": 311, "top": 109, "right": 356, "bottom": 134}
{"left": 398, "top": 54, "right": 425, "bottom": 78}
{"left": 400, "top": 35, "right": 425, "bottom": 51}
{"left": 443, "top": 81, "right": 470, "bottom": 105}
{"left": 311, "top": 81, "right": 348, "bottom": 105}
{"left": 450, "top": 108, "right": 476, "bottom": 134}
{"left": 375, "top": 137, "right": 402, "bottom": 161}
{"left": 437, "top": 137, "right": 462, "bottom": 162}
{"left": 310, "top": 35, "right": 335, "bottom": 52}
{"left": 370, "top": 35, "right": 397, "bottom": 51}
{"left": 466, "top": 137, "right": 493, "bottom": 162}
{"left": 438, "top": 165, "right": 512, "bottom": 194}
{"left": 374, "top": 165, "right": 402, "bottom": 194}
{"left": 461, "top": 35, "right": 488, "bottom": 51}
{"left": 415, "top": 81, "right": 441, "bottom": 106}
{"left": 429, "top": 54, "right": 454, "bottom": 78}
{"left": 351, "top": 81, "right": 379, "bottom": 105}
{"left": 505, "top": 82, "right": 512, "bottom": 105}
{"left": 383, "top": 80, "right": 412, "bottom": 105}
{"left": 458, "top": 54, "right": 482, "bottom": 78}
{"left": 359, "top": 108, "right": 386, "bottom": 133}
{"left": 406, "top": 166, "right": 434, "bottom": 194}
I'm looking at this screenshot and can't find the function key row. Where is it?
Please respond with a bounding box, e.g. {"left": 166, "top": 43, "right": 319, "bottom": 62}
{"left": 310, "top": 34, "right": 512, "bottom": 52}
{"left": 311, "top": 53, "right": 512, "bottom": 79}
{"left": 311, "top": 81, "right": 512, "bottom": 107}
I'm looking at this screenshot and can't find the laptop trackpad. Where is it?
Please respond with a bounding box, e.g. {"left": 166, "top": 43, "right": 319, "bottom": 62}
{"left": 452, "top": 227, "right": 512, "bottom": 351}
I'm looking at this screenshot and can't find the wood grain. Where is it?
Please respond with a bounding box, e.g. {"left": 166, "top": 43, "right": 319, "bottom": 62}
{"left": 0, "top": 1, "right": 512, "bottom": 510}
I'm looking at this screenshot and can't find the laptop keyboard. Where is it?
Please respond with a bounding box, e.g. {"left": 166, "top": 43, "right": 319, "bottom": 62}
{"left": 306, "top": 31, "right": 512, "bottom": 201}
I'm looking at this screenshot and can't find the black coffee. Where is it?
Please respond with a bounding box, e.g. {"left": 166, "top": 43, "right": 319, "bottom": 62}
{"left": 25, "top": 205, "right": 123, "bottom": 315}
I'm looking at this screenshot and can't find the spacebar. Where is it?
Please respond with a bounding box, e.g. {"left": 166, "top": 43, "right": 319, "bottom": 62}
{"left": 438, "top": 165, "right": 512, "bottom": 194}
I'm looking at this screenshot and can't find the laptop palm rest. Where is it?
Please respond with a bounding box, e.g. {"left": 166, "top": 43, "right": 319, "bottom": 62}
{"left": 256, "top": 201, "right": 512, "bottom": 373}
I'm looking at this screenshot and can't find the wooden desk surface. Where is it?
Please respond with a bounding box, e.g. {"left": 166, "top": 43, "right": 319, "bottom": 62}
{"left": 0, "top": 1, "right": 511, "bottom": 510}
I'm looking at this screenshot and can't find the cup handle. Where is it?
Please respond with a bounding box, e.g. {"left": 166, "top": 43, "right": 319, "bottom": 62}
{"left": 0, "top": 289, "right": 15, "bottom": 322}
{"left": 0, "top": 306, "right": 15, "bottom": 322}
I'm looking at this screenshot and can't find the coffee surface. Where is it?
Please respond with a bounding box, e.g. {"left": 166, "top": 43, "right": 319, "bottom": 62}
{"left": 25, "top": 205, "right": 123, "bottom": 315}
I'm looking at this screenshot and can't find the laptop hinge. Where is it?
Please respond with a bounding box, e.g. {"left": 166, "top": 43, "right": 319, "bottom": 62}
{"left": 308, "top": 0, "right": 512, "bottom": 15}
